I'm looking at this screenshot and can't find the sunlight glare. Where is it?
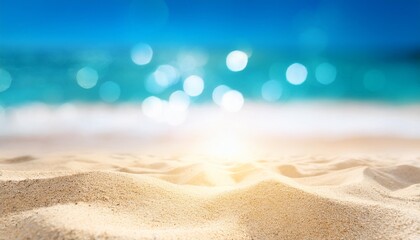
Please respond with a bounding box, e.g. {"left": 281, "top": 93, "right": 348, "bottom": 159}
{"left": 200, "top": 131, "right": 252, "bottom": 162}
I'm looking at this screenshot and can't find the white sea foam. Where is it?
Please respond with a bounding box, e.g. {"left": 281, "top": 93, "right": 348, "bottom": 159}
{"left": 1, "top": 102, "right": 420, "bottom": 139}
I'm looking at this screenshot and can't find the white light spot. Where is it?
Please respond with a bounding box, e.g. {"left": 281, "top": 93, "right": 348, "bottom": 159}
{"left": 153, "top": 71, "right": 169, "bottom": 87}
{"left": 315, "top": 62, "right": 336, "bottom": 85}
{"left": 226, "top": 50, "right": 248, "bottom": 72}
{"left": 177, "top": 51, "right": 208, "bottom": 74}
{"left": 99, "top": 81, "right": 121, "bottom": 103}
{"left": 169, "top": 90, "right": 190, "bottom": 112}
{"left": 154, "top": 64, "right": 180, "bottom": 87}
{"left": 0, "top": 69, "right": 12, "bottom": 92}
{"left": 261, "top": 80, "right": 282, "bottom": 102}
{"left": 76, "top": 67, "right": 98, "bottom": 89}
{"left": 145, "top": 73, "right": 165, "bottom": 94}
{"left": 212, "top": 85, "right": 231, "bottom": 106}
{"left": 286, "top": 63, "right": 308, "bottom": 85}
{"left": 131, "top": 43, "right": 153, "bottom": 65}
{"left": 221, "top": 90, "right": 244, "bottom": 112}
{"left": 183, "top": 75, "right": 204, "bottom": 97}
{"left": 142, "top": 96, "right": 164, "bottom": 120}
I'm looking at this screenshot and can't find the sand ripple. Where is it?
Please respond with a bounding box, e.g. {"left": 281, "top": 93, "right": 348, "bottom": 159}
{"left": 1, "top": 154, "right": 420, "bottom": 239}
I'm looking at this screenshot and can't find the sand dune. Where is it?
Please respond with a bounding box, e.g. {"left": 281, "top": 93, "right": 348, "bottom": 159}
{"left": 1, "top": 104, "right": 420, "bottom": 239}
{"left": 1, "top": 152, "right": 419, "bottom": 239}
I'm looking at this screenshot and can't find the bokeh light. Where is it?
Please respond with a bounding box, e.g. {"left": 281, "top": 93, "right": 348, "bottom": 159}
{"left": 315, "top": 62, "right": 336, "bottom": 85}
{"left": 154, "top": 64, "right": 180, "bottom": 87}
{"left": 261, "top": 80, "right": 282, "bottom": 102}
{"left": 76, "top": 67, "right": 98, "bottom": 89}
{"left": 169, "top": 90, "right": 190, "bottom": 112}
{"left": 226, "top": 50, "right": 248, "bottom": 72}
{"left": 131, "top": 43, "right": 153, "bottom": 65}
{"left": 221, "top": 90, "right": 244, "bottom": 112}
{"left": 145, "top": 64, "right": 180, "bottom": 94}
{"left": 177, "top": 51, "right": 208, "bottom": 74}
{"left": 183, "top": 75, "right": 204, "bottom": 97}
{"left": 212, "top": 85, "right": 231, "bottom": 106}
{"left": 99, "top": 81, "right": 121, "bottom": 103}
{"left": 142, "top": 95, "right": 188, "bottom": 125}
{"left": 145, "top": 73, "right": 165, "bottom": 94}
{"left": 142, "top": 96, "right": 164, "bottom": 120}
{"left": 0, "top": 69, "right": 12, "bottom": 92}
{"left": 0, "top": 2, "right": 419, "bottom": 121}
{"left": 286, "top": 63, "right": 308, "bottom": 85}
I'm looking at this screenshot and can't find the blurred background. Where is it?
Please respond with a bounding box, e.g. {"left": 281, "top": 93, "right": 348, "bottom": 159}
{"left": 0, "top": 0, "right": 420, "bottom": 127}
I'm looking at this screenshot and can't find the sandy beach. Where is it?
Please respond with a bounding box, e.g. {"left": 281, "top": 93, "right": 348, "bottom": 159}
{"left": 2, "top": 0, "right": 419, "bottom": 238}
{"left": 1, "top": 103, "right": 420, "bottom": 239}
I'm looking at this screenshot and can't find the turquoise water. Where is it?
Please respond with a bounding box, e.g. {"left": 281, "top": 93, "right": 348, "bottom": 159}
{"left": 0, "top": 47, "right": 419, "bottom": 107}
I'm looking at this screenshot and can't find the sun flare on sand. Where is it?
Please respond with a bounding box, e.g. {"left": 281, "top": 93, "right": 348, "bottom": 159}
{"left": 1, "top": 104, "right": 420, "bottom": 239}
{"left": 196, "top": 130, "right": 254, "bottom": 163}
{"left": 1, "top": 0, "right": 420, "bottom": 238}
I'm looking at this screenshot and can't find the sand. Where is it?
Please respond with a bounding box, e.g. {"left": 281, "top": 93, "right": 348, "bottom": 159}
{"left": 1, "top": 103, "right": 420, "bottom": 239}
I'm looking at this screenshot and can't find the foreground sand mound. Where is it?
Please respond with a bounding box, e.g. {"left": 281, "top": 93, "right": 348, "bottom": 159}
{"left": 1, "top": 102, "right": 420, "bottom": 239}
{"left": 1, "top": 170, "right": 419, "bottom": 240}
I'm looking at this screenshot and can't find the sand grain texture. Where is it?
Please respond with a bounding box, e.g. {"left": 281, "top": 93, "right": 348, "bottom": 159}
{"left": 1, "top": 152, "right": 420, "bottom": 240}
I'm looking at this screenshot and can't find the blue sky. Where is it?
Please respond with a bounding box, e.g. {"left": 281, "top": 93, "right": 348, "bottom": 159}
{"left": 1, "top": 0, "right": 419, "bottom": 50}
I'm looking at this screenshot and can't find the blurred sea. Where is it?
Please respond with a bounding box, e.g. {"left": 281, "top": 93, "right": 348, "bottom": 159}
{"left": 0, "top": 46, "right": 420, "bottom": 107}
